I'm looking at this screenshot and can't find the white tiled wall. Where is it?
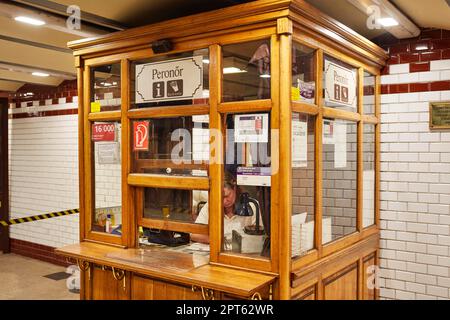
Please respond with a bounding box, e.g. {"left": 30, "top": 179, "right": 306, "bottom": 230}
{"left": 380, "top": 59, "right": 450, "bottom": 300}
{"left": 381, "top": 60, "right": 450, "bottom": 84}
{"left": 7, "top": 106, "right": 209, "bottom": 249}
{"left": 8, "top": 103, "right": 80, "bottom": 248}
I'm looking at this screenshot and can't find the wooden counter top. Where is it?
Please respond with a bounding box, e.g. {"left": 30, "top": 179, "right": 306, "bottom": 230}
{"left": 56, "top": 242, "right": 277, "bottom": 298}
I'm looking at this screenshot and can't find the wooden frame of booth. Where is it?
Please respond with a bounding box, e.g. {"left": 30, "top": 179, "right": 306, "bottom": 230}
{"left": 56, "top": 0, "right": 387, "bottom": 300}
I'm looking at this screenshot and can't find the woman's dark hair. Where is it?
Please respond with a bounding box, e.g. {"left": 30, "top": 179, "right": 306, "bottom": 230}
{"left": 224, "top": 171, "right": 236, "bottom": 190}
{"left": 223, "top": 171, "right": 241, "bottom": 213}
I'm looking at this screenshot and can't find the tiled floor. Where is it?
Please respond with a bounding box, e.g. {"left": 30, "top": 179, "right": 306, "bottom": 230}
{"left": 0, "top": 253, "right": 79, "bottom": 300}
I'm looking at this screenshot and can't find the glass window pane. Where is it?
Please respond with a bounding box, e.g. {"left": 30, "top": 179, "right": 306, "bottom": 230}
{"left": 131, "top": 116, "right": 209, "bottom": 177}
{"left": 364, "top": 71, "right": 376, "bottom": 115}
{"left": 143, "top": 187, "right": 209, "bottom": 224}
{"left": 130, "top": 49, "right": 209, "bottom": 108}
{"left": 222, "top": 39, "right": 271, "bottom": 102}
{"left": 220, "top": 113, "right": 272, "bottom": 258}
{"left": 292, "top": 113, "right": 315, "bottom": 259}
{"left": 292, "top": 43, "right": 315, "bottom": 104}
{"left": 323, "top": 55, "right": 358, "bottom": 112}
{"left": 322, "top": 119, "right": 357, "bottom": 243}
{"left": 363, "top": 124, "right": 376, "bottom": 228}
{"left": 91, "top": 63, "right": 121, "bottom": 112}
{"left": 139, "top": 187, "right": 211, "bottom": 260}
{"left": 92, "top": 121, "right": 122, "bottom": 234}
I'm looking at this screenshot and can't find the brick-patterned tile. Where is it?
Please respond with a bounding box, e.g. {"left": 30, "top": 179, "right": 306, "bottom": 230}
{"left": 409, "top": 83, "right": 430, "bottom": 92}
{"left": 420, "top": 51, "right": 442, "bottom": 62}
{"left": 430, "top": 81, "right": 450, "bottom": 91}
{"left": 443, "top": 49, "right": 450, "bottom": 59}
{"left": 400, "top": 53, "right": 420, "bottom": 63}
{"left": 431, "top": 39, "right": 450, "bottom": 50}
{"left": 390, "top": 44, "right": 410, "bottom": 55}
{"left": 421, "top": 29, "right": 442, "bottom": 40}
{"left": 10, "top": 239, "right": 72, "bottom": 267}
{"left": 388, "top": 55, "right": 400, "bottom": 65}
{"left": 410, "top": 62, "right": 430, "bottom": 73}
{"left": 442, "top": 30, "right": 450, "bottom": 39}
{"left": 389, "top": 84, "right": 409, "bottom": 94}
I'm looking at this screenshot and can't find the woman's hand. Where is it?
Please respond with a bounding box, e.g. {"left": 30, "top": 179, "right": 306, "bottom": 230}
{"left": 190, "top": 233, "right": 210, "bottom": 244}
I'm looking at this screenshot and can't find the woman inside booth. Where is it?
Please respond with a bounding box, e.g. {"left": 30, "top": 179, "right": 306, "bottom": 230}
{"left": 190, "top": 171, "right": 264, "bottom": 250}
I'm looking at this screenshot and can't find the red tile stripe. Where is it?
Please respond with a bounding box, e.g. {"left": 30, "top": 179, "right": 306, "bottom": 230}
{"left": 10, "top": 238, "right": 71, "bottom": 267}
{"left": 375, "top": 28, "right": 450, "bottom": 94}
{"left": 381, "top": 81, "right": 450, "bottom": 95}
{"left": 8, "top": 80, "right": 78, "bottom": 108}
{"left": 9, "top": 108, "right": 78, "bottom": 119}
{"left": 409, "top": 62, "right": 430, "bottom": 73}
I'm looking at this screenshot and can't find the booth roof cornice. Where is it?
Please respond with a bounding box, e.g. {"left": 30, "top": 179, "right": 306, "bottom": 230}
{"left": 68, "top": 0, "right": 388, "bottom": 66}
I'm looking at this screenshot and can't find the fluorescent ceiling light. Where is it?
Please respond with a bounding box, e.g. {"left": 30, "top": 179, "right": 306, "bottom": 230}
{"left": 415, "top": 45, "right": 428, "bottom": 51}
{"left": 347, "top": 0, "right": 419, "bottom": 39}
{"left": 15, "top": 16, "right": 46, "bottom": 26}
{"left": 202, "top": 59, "right": 210, "bottom": 64}
{"left": 223, "top": 67, "right": 247, "bottom": 74}
{"left": 32, "top": 72, "right": 49, "bottom": 77}
{"left": 260, "top": 74, "right": 271, "bottom": 78}
{"left": 377, "top": 17, "right": 399, "bottom": 27}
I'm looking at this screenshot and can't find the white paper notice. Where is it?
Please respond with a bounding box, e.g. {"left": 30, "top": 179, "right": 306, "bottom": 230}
{"left": 234, "top": 113, "right": 269, "bottom": 143}
{"left": 97, "top": 142, "right": 120, "bottom": 164}
{"left": 323, "top": 119, "right": 335, "bottom": 144}
{"left": 292, "top": 115, "right": 307, "bottom": 168}
{"left": 334, "top": 121, "right": 347, "bottom": 168}
{"left": 236, "top": 167, "right": 271, "bottom": 187}
{"left": 291, "top": 212, "right": 308, "bottom": 257}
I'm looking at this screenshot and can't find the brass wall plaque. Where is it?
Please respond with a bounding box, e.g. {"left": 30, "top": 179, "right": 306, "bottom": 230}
{"left": 430, "top": 102, "right": 450, "bottom": 130}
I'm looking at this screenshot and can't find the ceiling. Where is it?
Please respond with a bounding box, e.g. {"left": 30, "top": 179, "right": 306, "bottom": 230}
{"left": 0, "top": 0, "right": 449, "bottom": 93}
{"left": 305, "top": 0, "right": 387, "bottom": 39}
{"left": 51, "top": 0, "right": 250, "bottom": 28}
{"left": 392, "top": 0, "right": 450, "bottom": 30}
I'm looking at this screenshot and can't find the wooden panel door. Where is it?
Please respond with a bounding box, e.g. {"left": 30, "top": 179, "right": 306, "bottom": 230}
{"left": 90, "top": 266, "right": 130, "bottom": 300}
{"left": 131, "top": 275, "right": 203, "bottom": 300}
{"left": 0, "top": 98, "right": 9, "bottom": 253}
{"left": 363, "top": 254, "right": 376, "bottom": 300}
{"left": 293, "top": 285, "right": 316, "bottom": 300}
{"left": 323, "top": 264, "right": 358, "bottom": 300}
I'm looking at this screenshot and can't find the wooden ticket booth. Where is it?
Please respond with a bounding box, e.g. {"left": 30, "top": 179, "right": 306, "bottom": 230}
{"left": 56, "top": 0, "right": 387, "bottom": 300}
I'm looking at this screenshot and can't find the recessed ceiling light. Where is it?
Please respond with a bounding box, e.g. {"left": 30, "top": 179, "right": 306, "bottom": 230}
{"left": 15, "top": 16, "right": 46, "bottom": 26}
{"left": 415, "top": 44, "right": 428, "bottom": 51}
{"left": 32, "top": 72, "right": 49, "bottom": 77}
{"left": 377, "top": 17, "right": 399, "bottom": 27}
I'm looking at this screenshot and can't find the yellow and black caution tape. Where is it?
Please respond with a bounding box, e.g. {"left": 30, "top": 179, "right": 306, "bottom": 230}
{"left": 0, "top": 208, "right": 79, "bottom": 227}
